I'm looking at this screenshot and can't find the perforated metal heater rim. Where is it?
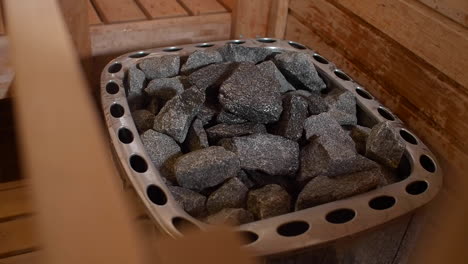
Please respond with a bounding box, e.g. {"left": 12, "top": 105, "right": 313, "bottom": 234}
{"left": 100, "top": 39, "right": 442, "bottom": 257}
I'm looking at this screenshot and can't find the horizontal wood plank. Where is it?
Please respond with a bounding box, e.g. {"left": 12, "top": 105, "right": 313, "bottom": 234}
{"left": 0, "top": 251, "right": 43, "bottom": 264}
{"left": 0, "top": 217, "right": 37, "bottom": 259}
{"left": 417, "top": 0, "right": 468, "bottom": 27}
{"left": 90, "top": 13, "right": 231, "bottom": 56}
{"left": 137, "top": 0, "right": 187, "bottom": 19}
{"left": 92, "top": 0, "right": 147, "bottom": 23}
{"left": 87, "top": 0, "right": 101, "bottom": 25}
{"left": 179, "top": 0, "right": 226, "bottom": 15}
{"left": 0, "top": 183, "right": 32, "bottom": 221}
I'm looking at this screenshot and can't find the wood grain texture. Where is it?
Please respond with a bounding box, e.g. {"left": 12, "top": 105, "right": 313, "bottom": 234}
{"left": 90, "top": 13, "right": 231, "bottom": 56}
{"left": 267, "top": 0, "right": 288, "bottom": 38}
{"left": 232, "top": 0, "right": 272, "bottom": 38}
{"left": 332, "top": 0, "right": 468, "bottom": 89}
{"left": 179, "top": 0, "right": 226, "bottom": 15}
{"left": 92, "top": 0, "right": 147, "bottom": 23}
{"left": 417, "top": 0, "right": 468, "bottom": 27}
{"left": 137, "top": 0, "right": 187, "bottom": 19}
{"left": 218, "top": 0, "right": 236, "bottom": 11}
{"left": 87, "top": 0, "right": 101, "bottom": 25}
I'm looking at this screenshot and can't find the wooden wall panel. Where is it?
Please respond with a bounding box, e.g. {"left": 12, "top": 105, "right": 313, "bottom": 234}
{"left": 179, "top": 0, "right": 226, "bottom": 15}
{"left": 417, "top": 0, "right": 468, "bottom": 27}
{"left": 232, "top": 0, "right": 272, "bottom": 38}
{"left": 87, "top": 0, "right": 101, "bottom": 25}
{"left": 92, "top": 0, "right": 147, "bottom": 23}
{"left": 137, "top": 0, "right": 187, "bottom": 19}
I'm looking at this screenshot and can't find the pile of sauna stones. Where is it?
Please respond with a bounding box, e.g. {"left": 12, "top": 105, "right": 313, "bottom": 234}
{"left": 127, "top": 43, "right": 406, "bottom": 226}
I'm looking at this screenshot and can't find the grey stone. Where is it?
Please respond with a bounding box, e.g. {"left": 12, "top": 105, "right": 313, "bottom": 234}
{"left": 181, "top": 49, "right": 223, "bottom": 74}
{"left": 140, "top": 130, "right": 182, "bottom": 181}
{"left": 218, "top": 44, "right": 273, "bottom": 63}
{"left": 126, "top": 66, "right": 146, "bottom": 111}
{"left": 139, "top": 55, "right": 180, "bottom": 79}
{"left": 219, "top": 62, "right": 283, "bottom": 124}
{"left": 295, "top": 170, "right": 380, "bottom": 210}
{"left": 350, "top": 125, "right": 371, "bottom": 154}
{"left": 247, "top": 184, "right": 291, "bottom": 219}
{"left": 236, "top": 170, "right": 255, "bottom": 189}
{"left": 206, "top": 123, "right": 266, "bottom": 142}
{"left": 257, "top": 61, "right": 295, "bottom": 93}
{"left": 216, "top": 110, "right": 248, "bottom": 124}
{"left": 131, "top": 110, "right": 154, "bottom": 133}
{"left": 378, "top": 166, "right": 399, "bottom": 187}
{"left": 287, "top": 90, "right": 329, "bottom": 115}
{"left": 206, "top": 177, "right": 248, "bottom": 214}
{"left": 329, "top": 108, "right": 357, "bottom": 126}
{"left": 144, "top": 76, "right": 185, "bottom": 101}
{"left": 245, "top": 170, "right": 293, "bottom": 192}
{"left": 272, "top": 94, "right": 308, "bottom": 141}
{"left": 174, "top": 146, "right": 241, "bottom": 191}
{"left": 153, "top": 86, "right": 205, "bottom": 143}
{"left": 303, "top": 112, "right": 355, "bottom": 148}
{"left": 168, "top": 186, "right": 206, "bottom": 216}
{"left": 188, "top": 62, "right": 237, "bottom": 91}
{"left": 205, "top": 208, "right": 254, "bottom": 225}
{"left": 366, "top": 122, "right": 405, "bottom": 168}
{"left": 184, "top": 118, "right": 209, "bottom": 151}
{"left": 197, "top": 104, "right": 218, "bottom": 126}
{"left": 273, "top": 52, "right": 326, "bottom": 92}
{"left": 222, "top": 134, "right": 299, "bottom": 177}
{"left": 298, "top": 136, "right": 378, "bottom": 184}
{"left": 325, "top": 89, "right": 357, "bottom": 125}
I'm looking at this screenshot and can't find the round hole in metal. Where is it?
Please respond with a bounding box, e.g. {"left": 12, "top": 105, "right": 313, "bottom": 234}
{"left": 129, "top": 155, "right": 148, "bottom": 173}
{"left": 228, "top": 40, "right": 245, "bottom": 44}
{"left": 257, "top": 38, "right": 276, "bottom": 43}
{"left": 172, "top": 217, "right": 200, "bottom": 233}
{"left": 237, "top": 231, "right": 259, "bottom": 245}
{"left": 277, "top": 221, "right": 310, "bottom": 237}
{"left": 129, "top": 51, "right": 149, "bottom": 58}
{"left": 355, "top": 87, "right": 373, "bottom": 100}
{"left": 288, "top": 41, "right": 306, "bottom": 50}
{"left": 313, "top": 53, "right": 329, "bottom": 64}
{"left": 369, "top": 196, "right": 396, "bottom": 210}
{"left": 406, "top": 181, "right": 428, "bottom": 195}
{"left": 420, "top": 155, "right": 436, "bottom": 173}
{"left": 397, "top": 153, "right": 412, "bottom": 180}
{"left": 325, "top": 208, "right": 356, "bottom": 224}
{"left": 106, "top": 81, "right": 119, "bottom": 94}
{"left": 334, "top": 69, "right": 352, "bottom": 81}
{"left": 377, "top": 107, "right": 395, "bottom": 121}
{"left": 400, "top": 129, "right": 418, "bottom": 145}
{"left": 163, "top": 47, "right": 182, "bottom": 52}
{"left": 110, "top": 103, "right": 124, "bottom": 118}
{"left": 108, "top": 62, "right": 122, "bottom": 73}
{"left": 146, "top": 184, "right": 167, "bottom": 205}
{"left": 196, "top": 43, "right": 214, "bottom": 48}
{"left": 118, "top": 127, "right": 134, "bottom": 144}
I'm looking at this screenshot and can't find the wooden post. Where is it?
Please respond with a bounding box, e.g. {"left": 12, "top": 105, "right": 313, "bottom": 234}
{"left": 267, "top": 0, "right": 289, "bottom": 38}
{"left": 232, "top": 0, "right": 272, "bottom": 38}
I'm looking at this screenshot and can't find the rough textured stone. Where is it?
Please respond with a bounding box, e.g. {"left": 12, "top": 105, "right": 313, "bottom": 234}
{"left": 131, "top": 110, "right": 154, "bottom": 133}
{"left": 126, "top": 66, "right": 146, "bottom": 110}
{"left": 216, "top": 110, "right": 248, "bottom": 124}
{"left": 273, "top": 52, "right": 326, "bottom": 92}
{"left": 325, "top": 89, "right": 357, "bottom": 125}
{"left": 168, "top": 186, "right": 206, "bottom": 216}
{"left": 197, "top": 104, "right": 219, "bottom": 126}
{"left": 205, "top": 208, "right": 254, "bottom": 225}
{"left": 295, "top": 170, "right": 380, "bottom": 210}
{"left": 218, "top": 44, "right": 273, "bottom": 63}
{"left": 304, "top": 112, "right": 355, "bottom": 148}
{"left": 188, "top": 62, "right": 237, "bottom": 91}
{"left": 184, "top": 118, "right": 209, "bottom": 151}
{"left": 222, "top": 134, "right": 299, "bottom": 177}
{"left": 236, "top": 170, "right": 255, "bottom": 189}
{"left": 366, "top": 122, "right": 405, "bottom": 168}
{"left": 245, "top": 170, "right": 294, "bottom": 192}
{"left": 247, "top": 184, "right": 291, "bottom": 219}
{"left": 298, "top": 136, "right": 378, "bottom": 183}
{"left": 140, "top": 130, "right": 182, "bottom": 180}
{"left": 206, "top": 123, "right": 266, "bottom": 142}
{"left": 174, "top": 146, "right": 240, "bottom": 191}
{"left": 139, "top": 55, "right": 180, "bottom": 79}
{"left": 206, "top": 177, "right": 248, "bottom": 214}
{"left": 257, "top": 61, "right": 295, "bottom": 93}
{"left": 181, "top": 49, "right": 223, "bottom": 74}
{"left": 219, "top": 62, "right": 283, "bottom": 124}
{"left": 288, "top": 90, "right": 328, "bottom": 115}
{"left": 272, "top": 94, "right": 308, "bottom": 141}
{"left": 350, "top": 125, "right": 371, "bottom": 154}
{"left": 144, "top": 76, "right": 185, "bottom": 101}
{"left": 153, "top": 87, "right": 205, "bottom": 143}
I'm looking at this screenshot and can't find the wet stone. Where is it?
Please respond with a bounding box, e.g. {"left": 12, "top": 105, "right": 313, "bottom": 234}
{"left": 216, "top": 110, "right": 248, "bottom": 124}
{"left": 350, "top": 125, "right": 371, "bottom": 155}
{"left": 139, "top": 55, "right": 180, "bottom": 79}
{"left": 206, "top": 123, "right": 266, "bottom": 142}
{"left": 366, "top": 122, "right": 405, "bottom": 168}
{"left": 222, "top": 133, "right": 299, "bottom": 177}
{"left": 205, "top": 208, "right": 254, "bottom": 225}
{"left": 181, "top": 49, "right": 223, "bottom": 74}
{"left": 272, "top": 94, "right": 309, "bottom": 141}
{"left": 184, "top": 118, "right": 209, "bottom": 151}
{"left": 218, "top": 44, "right": 273, "bottom": 63}
{"left": 144, "top": 76, "right": 185, "bottom": 101}
{"left": 153, "top": 86, "right": 205, "bottom": 143}
{"left": 126, "top": 66, "right": 146, "bottom": 111}
{"left": 219, "top": 62, "right": 283, "bottom": 124}
{"left": 174, "top": 146, "right": 240, "bottom": 191}
{"left": 206, "top": 177, "right": 248, "bottom": 214}
{"left": 168, "top": 186, "right": 206, "bottom": 216}
{"left": 273, "top": 52, "right": 326, "bottom": 92}
{"left": 247, "top": 184, "right": 291, "bottom": 220}
{"left": 131, "top": 110, "right": 154, "bottom": 133}
{"left": 304, "top": 112, "right": 355, "bottom": 148}
{"left": 188, "top": 62, "right": 237, "bottom": 91}
{"left": 257, "top": 61, "right": 295, "bottom": 93}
